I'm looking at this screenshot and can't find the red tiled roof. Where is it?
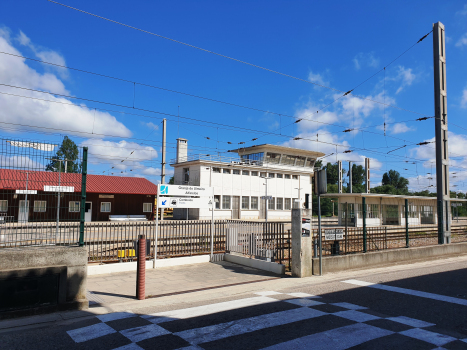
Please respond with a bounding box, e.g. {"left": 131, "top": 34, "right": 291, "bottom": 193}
{"left": 0, "top": 169, "right": 157, "bottom": 195}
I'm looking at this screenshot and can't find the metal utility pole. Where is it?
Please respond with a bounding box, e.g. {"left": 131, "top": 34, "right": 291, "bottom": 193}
{"left": 161, "top": 118, "right": 167, "bottom": 221}
{"left": 364, "top": 158, "right": 370, "bottom": 194}
{"left": 433, "top": 21, "right": 450, "bottom": 244}
{"left": 349, "top": 162, "right": 352, "bottom": 193}
{"left": 338, "top": 161, "right": 343, "bottom": 193}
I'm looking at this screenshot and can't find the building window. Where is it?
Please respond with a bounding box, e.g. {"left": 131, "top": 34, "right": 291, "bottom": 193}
{"left": 34, "top": 201, "right": 46, "bottom": 212}
{"left": 268, "top": 173, "right": 275, "bottom": 178}
{"left": 213, "top": 167, "right": 221, "bottom": 173}
{"left": 260, "top": 172, "right": 267, "bottom": 177}
{"left": 214, "top": 195, "right": 220, "bottom": 209}
{"left": 268, "top": 198, "right": 275, "bottom": 210}
{"left": 143, "top": 203, "right": 152, "bottom": 212}
{"left": 292, "top": 175, "right": 298, "bottom": 180}
{"left": 242, "top": 196, "right": 249, "bottom": 209}
{"left": 183, "top": 168, "right": 189, "bottom": 183}
{"left": 306, "top": 158, "right": 316, "bottom": 168}
{"left": 357, "top": 204, "right": 379, "bottom": 219}
{"left": 242, "top": 170, "right": 250, "bottom": 176}
{"left": 276, "top": 173, "right": 283, "bottom": 179}
{"left": 276, "top": 198, "right": 283, "bottom": 210}
{"left": 223, "top": 169, "right": 231, "bottom": 174}
{"left": 296, "top": 156, "right": 306, "bottom": 167}
{"left": 233, "top": 169, "right": 240, "bottom": 175}
{"left": 69, "top": 201, "right": 80, "bottom": 212}
{"left": 408, "top": 203, "right": 418, "bottom": 218}
{"left": 265, "top": 152, "right": 281, "bottom": 164}
{"left": 282, "top": 154, "right": 296, "bottom": 165}
{"left": 284, "top": 174, "right": 291, "bottom": 179}
{"left": 101, "top": 202, "right": 111, "bottom": 212}
{"left": 0, "top": 200, "right": 7, "bottom": 212}
{"left": 251, "top": 171, "right": 258, "bottom": 176}
{"left": 222, "top": 196, "right": 231, "bottom": 209}
{"left": 241, "top": 152, "right": 264, "bottom": 162}
{"left": 284, "top": 198, "right": 291, "bottom": 210}
{"left": 340, "top": 203, "right": 355, "bottom": 219}
{"left": 251, "top": 197, "right": 258, "bottom": 210}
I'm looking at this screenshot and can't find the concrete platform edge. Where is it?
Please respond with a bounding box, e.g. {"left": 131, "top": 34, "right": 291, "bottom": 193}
{"left": 312, "top": 242, "right": 467, "bottom": 275}
{"left": 224, "top": 253, "right": 285, "bottom": 275}
{"left": 88, "top": 255, "right": 211, "bottom": 275}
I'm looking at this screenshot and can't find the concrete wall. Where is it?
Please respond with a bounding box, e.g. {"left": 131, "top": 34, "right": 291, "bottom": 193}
{"left": 312, "top": 242, "right": 467, "bottom": 275}
{"left": 0, "top": 246, "right": 88, "bottom": 318}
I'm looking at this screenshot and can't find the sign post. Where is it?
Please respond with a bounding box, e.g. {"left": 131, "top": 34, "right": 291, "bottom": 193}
{"left": 155, "top": 184, "right": 215, "bottom": 265}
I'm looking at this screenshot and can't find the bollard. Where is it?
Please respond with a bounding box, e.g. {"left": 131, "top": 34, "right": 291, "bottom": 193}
{"left": 136, "top": 234, "right": 146, "bottom": 300}
{"left": 313, "top": 238, "right": 318, "bottom": 259}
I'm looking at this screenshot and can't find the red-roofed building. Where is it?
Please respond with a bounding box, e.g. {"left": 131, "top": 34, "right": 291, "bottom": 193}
{"left": 0, "top": 169, "right": 157, "bottom": 222}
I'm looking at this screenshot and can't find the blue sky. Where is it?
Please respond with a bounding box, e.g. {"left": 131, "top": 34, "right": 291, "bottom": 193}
{"left": 0, "top": 0, "right": 466, "bottom": 192}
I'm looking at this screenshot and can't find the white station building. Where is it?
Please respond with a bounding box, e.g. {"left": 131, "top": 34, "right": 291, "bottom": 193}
{"left": 170, "top": 139, "right": 325, "bottom": 220}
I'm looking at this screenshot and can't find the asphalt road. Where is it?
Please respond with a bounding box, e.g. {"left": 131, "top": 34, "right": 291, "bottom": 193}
{"left": 1, "top": 255, "right": 467, "bottom": 349}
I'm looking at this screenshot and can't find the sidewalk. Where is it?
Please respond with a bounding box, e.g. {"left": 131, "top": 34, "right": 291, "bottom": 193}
{"left": 87, "top": 261, "right": 283, "bottom": 305}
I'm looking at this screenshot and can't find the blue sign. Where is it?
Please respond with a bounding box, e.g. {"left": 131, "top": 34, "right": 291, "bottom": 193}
{"left": 162, "top": 200, "right": 167, "bottom": 206}
{"left": 160, "top": 185, "right": 168, "bottom": 195}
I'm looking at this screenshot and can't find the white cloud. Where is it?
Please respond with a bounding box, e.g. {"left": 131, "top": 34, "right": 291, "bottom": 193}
{"left": 394, "top": 66, "right": 416, "bottom": 94}
{"left": 16, "top": 31, "right": 68, "bottom": 78}
{"left": 84, "top": 139, "right": 158, "bottom": 165}
{"left": 308, "top": 71, "right": 328, "bottom": 86}
{"left": 456, "top": 33, "right": 467, "bottom": 48}
{"left": 353, "top": 52, "right": 380, "bottom": 71}
{"left": 0, "top": 29, "right": 131, "bottom": 138}
{"left": 456, "top": 4, "right": 467, "bottom": 15}
{"left": 144, "top": 122, "right": 159, "bottom": 130}
{"left": 461, "top": 89, "right": 467, "bottom": 109}
{"left": 391, "top": 122, "right": 414, "bottom": 134}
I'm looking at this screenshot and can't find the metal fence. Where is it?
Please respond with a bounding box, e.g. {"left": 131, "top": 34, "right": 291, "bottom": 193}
{"left": 0, "top": 138, "right": 87, "bottom": 247}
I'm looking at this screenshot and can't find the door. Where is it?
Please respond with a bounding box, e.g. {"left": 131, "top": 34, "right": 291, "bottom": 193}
{"left": 18, "top": 200, "right": 29, "bottom": 223}
{"left": 232, "top": 196, "right": 240, "bottom": 219}
{"left": 85, "top": 202, "right": 92, "bottom": 222}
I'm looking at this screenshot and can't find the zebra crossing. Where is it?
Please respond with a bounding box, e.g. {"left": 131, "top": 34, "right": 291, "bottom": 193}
{"left": 66, "top": 291, "right": 467, "bottom": 349}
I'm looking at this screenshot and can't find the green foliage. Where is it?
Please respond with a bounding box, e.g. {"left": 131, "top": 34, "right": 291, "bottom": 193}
{"left": 381, "top": 170, "right": 409, "bottom": 193}
{"left": 314, "top": 160, "right": 322, "bottom": 168}
{"left": 324, "top": 162, "right": 347, "bottom": 185}
{"left": 168, "top": 176, "right": 174, "bottom": 184}
{"left": 45, "top": 136, "right": 81, "bottom": 173}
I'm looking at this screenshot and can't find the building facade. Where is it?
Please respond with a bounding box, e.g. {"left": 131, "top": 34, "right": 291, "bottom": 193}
{"left": 171, "top": 139, "right": 324, "bottom": 220}
{"left": 0, "top": 169, "right": 157, "bottom": 222}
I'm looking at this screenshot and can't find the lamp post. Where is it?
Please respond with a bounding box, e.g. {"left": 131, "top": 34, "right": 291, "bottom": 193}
{"left": 261, "top": 176, "right": 272, "bottom": 237}
{"left": 294, "top": 187, "right": 303, "bottom": 209}
{"left": 331, "top": 200, "right": 335, "bottom": 217}
{"left": 46, "top": 157, "right": 71, "bottom": 240}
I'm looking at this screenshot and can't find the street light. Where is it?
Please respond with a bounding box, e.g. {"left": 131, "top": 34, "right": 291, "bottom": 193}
{"left": 331, "top": 200, "right": 336, "bottom": 217}
{"left": 46, "top": 157, "right": 72, "bottom": 240}
{"left": 294, "top": 187, "right": 303, "bottom": 209}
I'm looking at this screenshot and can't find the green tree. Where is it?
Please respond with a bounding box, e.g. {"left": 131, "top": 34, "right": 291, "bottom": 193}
{"left": 46, "top": 136, "right": 81, "bottom": 173}
{"left": 345, "top": 164, "right": 365, "bottom": 193}
{"left": 381, "top": 170, "right": 409, "bottom": 193}
{"left": 324, "top": 162, "right": 347, "bottom": 185}
{"left": 168, "top": 176, "right": 174, "bottom": 184}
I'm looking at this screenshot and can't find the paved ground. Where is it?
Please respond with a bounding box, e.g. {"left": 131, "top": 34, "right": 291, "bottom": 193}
{"left": 86, "top": 261, "right": 281, "bottom": 304}
{"left": 2, "top": 255, "right": 467, "bottom": 349}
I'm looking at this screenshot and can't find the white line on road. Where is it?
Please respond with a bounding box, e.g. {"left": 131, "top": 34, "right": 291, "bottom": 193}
{"left": 343, "top": 279, "right": 467, "bottom": 306}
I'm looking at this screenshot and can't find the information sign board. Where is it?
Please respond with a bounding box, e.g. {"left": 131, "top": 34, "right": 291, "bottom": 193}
{"left": 43, "top": 185, "right": 74, "bottom": 192}
{"left": 158, "top": 184, "right": 213, "bottom": 197}
{"left": 324, "top": 229, "right": 344, "bottom": 241}
{"left": 260, "top": 196, "right": 273, "bottom": 200}
{"left": 158, "top": 196, "right": 212, "bottom": 209}
{"left": 15, "top": 190, "right": 37, "bottom": 194}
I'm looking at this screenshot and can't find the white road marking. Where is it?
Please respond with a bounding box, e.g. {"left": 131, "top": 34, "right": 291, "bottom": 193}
{"left": 387, "top": 316, "right": 435, "bottom": 328}
{"left": 67, "top": 322, "right": 116, "bottom": 343}
{"left": 254, "top": 291, "right": 283, "bottom": 296}
{"left": 285, "top": 299, "right": 324, "bottom": 307}
{"left": 175, "top": 307, "right": 326, "bottom": 345}
{"left": 333, "top": 310, "right": 380, "bottom": 323}
{"left": 97, "top": 311, "right": 136, "bottom": 323}
{"left": 260, "top": 323, "right": 393, "bottom": 350}
{"left": 343, "top": 279, "right": 467, "bottom": 306}
{"left": 287, "top": 292, "right": 320, "bottom": 298}
{"left": 331, "top": 302, "right": 367, "bottom": 310}
{"left": 400, "top": 328, "right": 457, "bottom": 346}
{"left": 143, "top": 296, "right": 277, "bottom": 323}
{"left": 120, "top": 324, "right": 171, "bottom": 343}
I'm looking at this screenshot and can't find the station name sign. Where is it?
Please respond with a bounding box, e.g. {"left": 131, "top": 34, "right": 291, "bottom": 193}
{"left": 158, "top": 197, "right": 212, "bottom": 209}
{"left": 158, "top": 184, "right": 213, "bottom": 197}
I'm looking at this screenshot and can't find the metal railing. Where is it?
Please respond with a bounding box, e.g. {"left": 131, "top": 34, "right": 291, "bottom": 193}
{"left": 170, "top": 154, "right": 263, "bottom": 166}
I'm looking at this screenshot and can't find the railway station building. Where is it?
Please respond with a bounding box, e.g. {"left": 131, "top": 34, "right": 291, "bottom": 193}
{"left": 170, "top": 139, "right": 325, "bottom": 220}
